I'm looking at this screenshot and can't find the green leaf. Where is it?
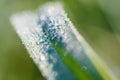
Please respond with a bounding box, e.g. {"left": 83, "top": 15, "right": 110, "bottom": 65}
{"left": 10, "top": 2, "right": 117, "bottom": 80}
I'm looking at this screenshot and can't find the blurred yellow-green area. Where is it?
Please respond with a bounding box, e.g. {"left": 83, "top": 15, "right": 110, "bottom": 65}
{"left": 0, "top": 0, "right": 120, "bottom": 80}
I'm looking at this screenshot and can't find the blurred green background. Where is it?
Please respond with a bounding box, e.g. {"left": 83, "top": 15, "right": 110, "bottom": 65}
{"left": 0, "top": 0, "right": 120, "bottom": 80}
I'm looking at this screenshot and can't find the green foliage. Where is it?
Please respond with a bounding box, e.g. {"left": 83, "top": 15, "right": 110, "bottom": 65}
{"left": 0, "top": 0, "right": 120, "bottom": 80}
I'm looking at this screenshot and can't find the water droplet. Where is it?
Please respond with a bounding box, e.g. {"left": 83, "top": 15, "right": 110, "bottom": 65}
{"left": 82, "top": 66, "right": 87, "bottom": 70}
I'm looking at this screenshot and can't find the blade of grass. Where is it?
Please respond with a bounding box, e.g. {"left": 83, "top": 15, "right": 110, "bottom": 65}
{"left": 10, "top": 2, "right": 117, "bottom": 80}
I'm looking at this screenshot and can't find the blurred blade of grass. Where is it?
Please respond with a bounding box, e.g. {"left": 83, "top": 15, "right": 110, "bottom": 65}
{"left": 0, "top": 0, "right": 120, "bottom": 80}
{"left": 10, "top": 3, "right": 103, "bottom": 79}
{"left": 61, "top": 0, "right": 120, "bottom": 79}
{"left": 98, "top": 0, "right": 120, "bottom": 41}
{"left": 0, "top": 0, "right": 52, "bottom": 80}
{"left": 10, "top": 2, "right": 117, "bottom": 80}
{"left": 97, "top": 0, "right": 120, "bottom": 78}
